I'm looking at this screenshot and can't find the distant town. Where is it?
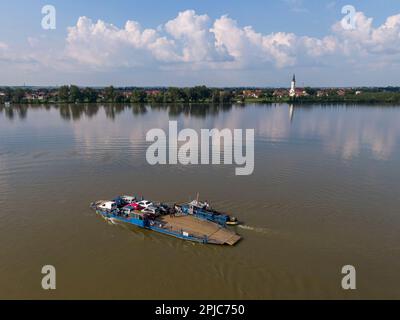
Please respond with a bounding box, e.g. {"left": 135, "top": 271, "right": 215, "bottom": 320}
{"left": 1, "top": 75, "right": 400, "bottom": 105}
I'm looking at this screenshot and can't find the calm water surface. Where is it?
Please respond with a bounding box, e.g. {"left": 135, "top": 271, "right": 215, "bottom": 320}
{"left": 0, "top": 103, "right": 400, "bottom": 299}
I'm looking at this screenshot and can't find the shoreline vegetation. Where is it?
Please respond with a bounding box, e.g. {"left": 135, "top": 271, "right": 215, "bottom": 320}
{"left": 1, "top": 85, "right": 400, "bottom": 105}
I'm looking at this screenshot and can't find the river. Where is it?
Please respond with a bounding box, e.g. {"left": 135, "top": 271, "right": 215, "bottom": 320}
{"left": 0, "top": 103, "right": 399, "bottom": 299}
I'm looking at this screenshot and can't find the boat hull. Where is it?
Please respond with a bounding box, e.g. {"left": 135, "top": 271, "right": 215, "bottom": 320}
{"left": 94, "top": 209, "right": 240, "bottom": 245}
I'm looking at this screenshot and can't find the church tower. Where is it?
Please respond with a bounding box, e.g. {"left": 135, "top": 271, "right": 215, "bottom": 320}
{"left": 289, "top": 74, "right": 296, "bottom": 97}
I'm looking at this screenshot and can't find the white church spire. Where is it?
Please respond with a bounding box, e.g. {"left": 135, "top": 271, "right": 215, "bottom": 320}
{"left": 289, "top": 74, "right": 296, "bottom": 97}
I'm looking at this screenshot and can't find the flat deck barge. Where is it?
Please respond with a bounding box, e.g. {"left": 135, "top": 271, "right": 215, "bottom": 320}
{"left": 91, "top": 197, "right": 241, "bottom": 246}
{"left": 159, "top": 215, "right": 241, "bottom": 245}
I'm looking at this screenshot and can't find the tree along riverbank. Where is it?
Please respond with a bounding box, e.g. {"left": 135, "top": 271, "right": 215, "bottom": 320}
{"left": 2, "top": 85, "right": 400, "bottom": 105}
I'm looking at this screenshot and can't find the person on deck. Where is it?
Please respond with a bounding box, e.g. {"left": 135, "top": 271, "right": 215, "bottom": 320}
{"left": 170, "top": 204, "right": 176, "bottom": 218}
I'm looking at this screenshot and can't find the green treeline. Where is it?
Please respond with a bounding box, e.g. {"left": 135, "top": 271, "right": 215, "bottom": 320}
{"left": 0, "top": 85, "right": 233, "bottom": 104}
{"left": 1, "top": 85, "right": 400, "bottom": 104}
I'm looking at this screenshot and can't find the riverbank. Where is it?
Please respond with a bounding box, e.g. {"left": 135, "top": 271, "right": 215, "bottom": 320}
{"left": 2, "top": 85, "right": 400, "bottom": 105}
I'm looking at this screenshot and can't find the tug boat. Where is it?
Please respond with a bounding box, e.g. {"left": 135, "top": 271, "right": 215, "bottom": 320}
{"left": 177, "top": 198, "right": 239, "bottom": 226}
{"left": 90, "top": 195, "right": 241, "bottom": 246}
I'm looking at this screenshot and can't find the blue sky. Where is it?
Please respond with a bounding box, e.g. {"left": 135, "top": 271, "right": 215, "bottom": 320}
{"left": 0, "top": 0, "right": 400, "bottom": 86}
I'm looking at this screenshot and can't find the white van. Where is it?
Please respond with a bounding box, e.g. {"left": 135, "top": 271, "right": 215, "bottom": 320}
{"left": 121, "top": 195, "right": 136, "bottom": 204}
{"left": 98, "top": 201, "right": 117, "bottom": 211}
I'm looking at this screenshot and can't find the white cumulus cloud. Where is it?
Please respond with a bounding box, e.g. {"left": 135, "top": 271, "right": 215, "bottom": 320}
{"left": 63, "top": 9, "right": 400, "bottom": 71}
{"left": 1, "top": 9, "right": 400, "bottom": 85}
{"left": 65, "top": 16, "right": 180, "bottom": 68}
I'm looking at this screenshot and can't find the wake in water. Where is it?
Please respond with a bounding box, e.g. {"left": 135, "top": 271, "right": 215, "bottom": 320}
{"left": 238, "top": 224, "right": 282, "bottom": 236}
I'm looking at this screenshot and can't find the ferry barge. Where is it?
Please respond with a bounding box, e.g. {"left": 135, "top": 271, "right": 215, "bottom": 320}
{"left": 90, "top": 196, "right": 241, "bottom": 246}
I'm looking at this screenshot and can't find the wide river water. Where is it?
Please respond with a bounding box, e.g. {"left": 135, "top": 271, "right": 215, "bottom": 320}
{"left": 0, "top": 103, "right": 399, "bottom": 299}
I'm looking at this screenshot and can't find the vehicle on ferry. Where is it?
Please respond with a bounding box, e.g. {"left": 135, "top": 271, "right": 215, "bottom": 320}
{"left": 136, "top": 200, "right": 153, "bottom": 209}
{"left": 120, "top": 195, "right": 136, "bottom": 204}
{"left": 124, "top": 202, "right": 144, "bottom": 211}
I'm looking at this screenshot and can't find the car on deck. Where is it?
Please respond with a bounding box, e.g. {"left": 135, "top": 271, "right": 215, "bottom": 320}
{"left": 124, "top": 202, "right": 144, "bottom": 211}
{"left": 136, "top": 200, "right": 153, "bottom": 209}
{"left": 141, "top": 205, "right": 160, "bottom": 215}
{"left": 121, "top": 195, "right": 136, "bottom": 204}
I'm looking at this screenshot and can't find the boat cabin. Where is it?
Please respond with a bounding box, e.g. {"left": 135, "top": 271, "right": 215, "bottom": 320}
{"left": 189, "top": 199, "right": 210, "bottom": 210}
